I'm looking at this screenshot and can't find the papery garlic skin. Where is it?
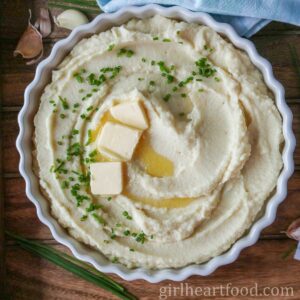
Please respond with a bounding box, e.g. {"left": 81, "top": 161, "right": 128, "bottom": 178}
{"left": 54, "top": 9, "right": 89, "bottom": 30}
{"left": 287, "top": 218, "right": 300, "bottom": 241}
{"left": 14, "top": 9, "right": 44, "bottom": 65}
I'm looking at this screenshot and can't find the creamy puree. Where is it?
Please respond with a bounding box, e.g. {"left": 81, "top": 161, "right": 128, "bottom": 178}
{"left": 34, "top": 16, "right": 283, "bottom": 269}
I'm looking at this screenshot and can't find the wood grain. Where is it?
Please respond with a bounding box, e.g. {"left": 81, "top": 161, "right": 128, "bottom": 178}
{"left": 1, "top": 0, "right": 300, "bottom": 299}
{"left": 5, "top": 240, "right": 300, "bottom": 299}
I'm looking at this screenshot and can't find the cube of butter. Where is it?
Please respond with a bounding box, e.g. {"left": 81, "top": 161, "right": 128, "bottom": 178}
{"left": 97, "top": 122, "right": 141, "bottom": 161}
{"left": 90, "top": 162, "right": 123, "bottom": 195}
{"left": 110, "top": 101, "right": 148, "bottom": 130}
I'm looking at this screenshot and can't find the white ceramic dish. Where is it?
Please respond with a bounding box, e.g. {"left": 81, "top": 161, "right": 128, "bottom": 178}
{"left": 17, "top": 4, "right": 295, "bottom": 282}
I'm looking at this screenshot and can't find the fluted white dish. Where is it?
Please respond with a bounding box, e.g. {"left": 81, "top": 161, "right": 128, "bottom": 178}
{"left": 16, "top": 4, "right": 295, "bottom": 283}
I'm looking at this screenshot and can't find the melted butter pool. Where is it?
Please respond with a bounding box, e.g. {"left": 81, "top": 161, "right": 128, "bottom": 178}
{"left": 134, "top": 134, "right": 174, "bottom": 177}
{"left": 123, "top": 191, "right": 195, "bottom": 208}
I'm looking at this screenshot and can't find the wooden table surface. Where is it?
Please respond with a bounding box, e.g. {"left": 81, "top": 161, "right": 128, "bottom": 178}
{"left": 1, "top": 1, "right": 300, "bottom": 299}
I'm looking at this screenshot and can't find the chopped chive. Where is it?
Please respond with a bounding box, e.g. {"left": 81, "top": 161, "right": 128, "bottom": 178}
{"left": 74, "top": 74, "right": 84, "bottom": 83}
{"left": 92, "top": 213, "right": 106, "bottom": 225}
{"left": 107, "top": 44, "right": 115, "bottom": 51}
{"left": 157, "top": 61, "right": 170, "bottom": 73}
{"left": 166, "top": 74, "right": 174, "bottom": 83}
{"left": 87, "top": 73, "right": 106, "bottom": 86}
{"left": 111, "top": 256, "right": 119, "bottom": 263}
{"left": 123, "top": 230, "right": 131, "bottom": 236}
{"left": 110, "top": 228, "right": 116, "bottom": 239}
{"left": 86, "top": 203, "right": 102, "bottom": 213}
{"left": 72, "top": 129, "right": 79, "bottom": 135}
{"left": 195, "top": 58, "right": 216, "bottom": 78}
{"left": 122, "top": 211, "right": 132, "bottom": 220}
{"left": 117, "top": 48, "right": 134, "bottom": 57}
{"left": 85, "top": 129, "right": 92, "bottom": 145}
{"left": 59, "top": 96, "right": 69, "bottom": 110}
{"left": 135, "top": 232, "right": 147, "bottom": 244}
{"left": 89, "top": 150, "right": 98, "bottom": 157}
{"left": 80, "top": 215, "right": 88, "bottom": 221}
{"left": 178, "top": 76, "right": 193, "bottom": 87}
{"left": 163, "top": 94, "right": 171, "bottom": 102}
{"left": 61, "top": 180, "right": 69, "bottom": 189}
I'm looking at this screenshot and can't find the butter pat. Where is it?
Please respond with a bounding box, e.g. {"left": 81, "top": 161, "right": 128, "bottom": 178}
{"left": 110, "top": 101, "right": 148, "bottom": 130}
{"left": 97, "top": 122, "right": 141, "bottom": 160}
{"left": 90, "top": 162, "right": 123, "bottom": 195}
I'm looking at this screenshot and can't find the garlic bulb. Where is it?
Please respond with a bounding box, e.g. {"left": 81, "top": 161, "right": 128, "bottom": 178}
{"left": 54, "top": 9, "right": 89, "bottom": 30}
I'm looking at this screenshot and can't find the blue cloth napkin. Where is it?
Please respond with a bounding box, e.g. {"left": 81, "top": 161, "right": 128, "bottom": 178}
{"left": 97, "top": 0, "right": 300, "bottom": 37}
{"left": 295, "top": 242, "right": 300, "bottom": 261}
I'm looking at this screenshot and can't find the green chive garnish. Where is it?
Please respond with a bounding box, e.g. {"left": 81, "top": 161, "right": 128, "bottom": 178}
{"left": 6, "top": 231, "right": 136, "bottom": 300}
{"left": 108, "top": 44, "right": 115, "bottom": 51}
{"left": 122, "top": 211, "right": 132, "bottom": 220}
{"left": 163, "top": 94, "right": 171, "bottom": 102}
{"left": 59, "top": 96, "right": 69, "bottom": 110}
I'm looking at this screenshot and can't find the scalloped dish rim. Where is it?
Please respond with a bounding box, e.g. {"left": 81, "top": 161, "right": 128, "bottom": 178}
{"left": 16, "top": 4, "right": 295, "bottom": 283}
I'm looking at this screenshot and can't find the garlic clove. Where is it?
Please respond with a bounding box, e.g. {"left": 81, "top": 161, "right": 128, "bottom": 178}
{"left": 35, "top": 8, "right": 52, "bottom": 38}
{"left": 54, "top": 9, "right": 89, "bottom": 30}
{"left": 26, "top": 49, "right": 44, "bottom": 66}
{"left": 286, "top": 218, "right": 300, "bottom": 241}
{"left": 14, "top": 10, "right": 43, "bottom": 59}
